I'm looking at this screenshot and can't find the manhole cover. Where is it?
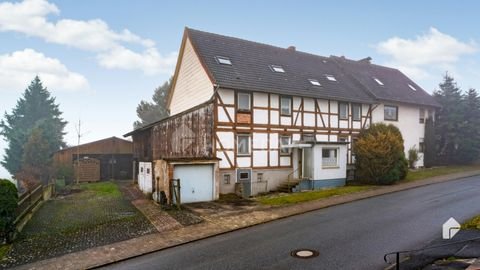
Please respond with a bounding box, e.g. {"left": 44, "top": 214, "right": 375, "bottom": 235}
{"left": 290, "top": 249, "right": 319, "bottom": 259}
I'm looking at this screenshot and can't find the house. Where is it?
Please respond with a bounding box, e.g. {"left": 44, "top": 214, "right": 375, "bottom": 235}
{"left": 53, "top": 137, "right": 134, "bottom": 182}
{"left": 124, "top": 28, "right": 439, "bottom": 203}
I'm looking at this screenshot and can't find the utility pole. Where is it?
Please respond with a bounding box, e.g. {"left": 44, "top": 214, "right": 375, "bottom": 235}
{"left": 75, "top": 119, "right": 89, "bottom": 184}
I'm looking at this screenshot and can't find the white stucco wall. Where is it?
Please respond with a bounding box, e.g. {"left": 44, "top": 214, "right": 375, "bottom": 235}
{"left": 371, "top": 103, "right": 428, "bottom": 167}
{"left": 313, "top": 144, "right": 347, "bottom": 180}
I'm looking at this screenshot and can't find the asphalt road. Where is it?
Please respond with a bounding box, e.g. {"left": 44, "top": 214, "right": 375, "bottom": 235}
{"left": 101, "top": 176, "right": 480, "bottom": 270}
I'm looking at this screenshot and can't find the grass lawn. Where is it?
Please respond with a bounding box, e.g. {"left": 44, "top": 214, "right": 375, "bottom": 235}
{"left": 404, "top": 165, "right": 480, "bottom": 182}
{"left": 462, "top": 215, "right": 480, "bottom": 230}
{"left": 257, "top": 186, "right": 374, "bottom": 206}
{"left": 77, "top": 181, "right": 122, "bottom": 197}
{"left": 257, "top": 165, "right": 480, "bottom": 206}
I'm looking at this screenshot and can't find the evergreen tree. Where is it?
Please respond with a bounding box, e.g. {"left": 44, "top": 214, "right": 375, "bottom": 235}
{"left": 0, "top": 76, "right": 67, "bottom": 176}
{"left": 423, "top": 116, "right": 436, "bottom": 167}
{"left": 16, "top": 128, "right": 52, "bottom": 186}
{"left": 458, "top": 88, "right": 480, "bottom": 163}
{"left": 133, "top": 77, "right": 172, "bottom": 129}
{"left": 433, "top": 73, "right": 465, "bottom": 164}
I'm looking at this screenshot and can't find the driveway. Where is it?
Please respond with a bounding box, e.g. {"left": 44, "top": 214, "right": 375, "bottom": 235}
{"left": 101, "top": 176, "right": 480, "bottom": 270}
{"left": 0, "top": 182, "right": 156, "bottom": 269}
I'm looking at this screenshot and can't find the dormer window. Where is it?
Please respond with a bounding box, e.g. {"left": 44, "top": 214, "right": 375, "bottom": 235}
{"left": 215, "top": 56, "right": 232, "bottom": 65}
{"left": 270, "top": 65, "right": 285, "bottom": 73}
{"left": 408, "top": 84, "right": 417, "bottom": 91}
{"left": 373, "top": 77, "right": 384, "bottom": 86}
{"left": 308, "top": 79, "right": 321, "bottom": 86}
{"left": 325, "top": 74, "right": 337, "bottom": 81}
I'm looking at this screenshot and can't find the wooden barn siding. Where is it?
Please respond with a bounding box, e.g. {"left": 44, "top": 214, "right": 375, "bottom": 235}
{"left": 132, "top": 131, "right": 152, "bottom": 161}
{"left": 152, "top": 103, "right": 214, "bottom": 160}
{"left": 54, "top": 138, "right": 133, "bottom": 166}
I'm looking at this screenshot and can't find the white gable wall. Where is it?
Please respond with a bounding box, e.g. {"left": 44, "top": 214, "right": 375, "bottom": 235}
{"left": 371, "top": 103, "right": 426, "bottom": 167}
{"left": 169, "top": 37, "right": 214, "bottom": 115}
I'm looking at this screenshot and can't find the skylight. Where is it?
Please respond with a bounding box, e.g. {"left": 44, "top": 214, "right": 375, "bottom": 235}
{"left": 325, "top": 75, "right": 337, "bottom": 81}
{"left": 216, "top": 56, "right": 232, "bottom": 65}
{"left": 309, "top": 79, "right": 321, "bottom": 86}
{"left": 408, "top": 84, "right": 417, "bottom": 91}
{"left": 270, "top": 65, "right": 285, "bottom": 73}
{"left": 373, "top": 77, "right": 384, "bottom": 86}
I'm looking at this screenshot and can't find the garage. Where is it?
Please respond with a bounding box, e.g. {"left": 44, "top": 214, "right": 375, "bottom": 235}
{"left": 173, "top": 164, "right": 214, "bottom": 203}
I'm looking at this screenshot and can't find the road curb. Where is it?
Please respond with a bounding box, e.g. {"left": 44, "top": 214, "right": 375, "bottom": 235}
{"left": 17, "top": 170, "right": 480, "bottom": 270}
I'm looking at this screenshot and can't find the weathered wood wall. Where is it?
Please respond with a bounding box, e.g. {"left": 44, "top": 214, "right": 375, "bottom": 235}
{"left": 150, "top": 102, "right": 214, "bottom": 160}
{"left": 132, "top": 131, "right": 152, "bottom": 161}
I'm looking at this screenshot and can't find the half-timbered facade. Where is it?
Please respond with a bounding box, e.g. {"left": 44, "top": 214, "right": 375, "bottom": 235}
{"left": 125, "top": 28, "right": 439, "bottom": 202}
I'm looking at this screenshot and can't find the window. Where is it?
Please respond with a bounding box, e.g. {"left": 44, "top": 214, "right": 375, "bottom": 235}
{"left": 237, "top": 134, "right": 251, "bottom": 155}
{"left": 352, "top": 104, "right": 361, "bottom": 121}
{"left": 419, "top": 138, "right": 425, "bottom": 153}
{"left": 223, "top": 174, "right": 231, "bottom": 184}
{"left": 408, "top": 84, "right": 417, "bottom": 91}
{"left": 215, "top": 56, "right": 232, "bottom": 65}
{"left": 373, "top": 77, "right": 384, "bottom": 86}
{"left": 309, "top": 79, "right": 321, "bottom": 86}
{"left": 325, "top": 74, "right": 337, "bottom": 81}
{"left": 280, "top": 96, "right": 292, "bottom": 115}
{"left": 338, "top": 136, "right": 348, "bottom": 142}
{"left": 238, "top": 172, "right": 250, "bottom": 181}
{"left": 257, "top": 173, "right": 264, "bottom": 182}
{"left": 339, "top": 102, "right": 348, "bottom": 120}
{"left": 384, "top": 105, "right": 398, "bottom": 121}
{"left": 270, "top": 65, "right": 285, "bottom": 73}
{"left": 419, "top": 108, "right": 425, "bottom": 124}
{"left": 322, "top": 148, "right": 338, "bottom": 167}
{"left": 237, "top": 92, "right": 251, "bottom": 111}
{"left": 280, "top": 135, "right": 291, "bottom": 155}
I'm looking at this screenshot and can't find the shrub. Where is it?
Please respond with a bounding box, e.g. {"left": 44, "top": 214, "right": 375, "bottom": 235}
{"left": 0, "top": 179, "right": 18, "bottom": 243}
{"left": 354, "top": 123, "right": 408, "bottom": 185}
{"left": 408, "top": 146, "right": 420, "bottom": 169}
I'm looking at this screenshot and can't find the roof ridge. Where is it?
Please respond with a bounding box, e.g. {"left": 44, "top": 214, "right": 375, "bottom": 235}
{"left": 187, "top": 27, "right": 330, "bottom": 60}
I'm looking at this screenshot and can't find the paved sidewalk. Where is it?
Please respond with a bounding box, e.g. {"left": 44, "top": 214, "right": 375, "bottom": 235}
{"left": 14, "top": 170, "right": 480, "bottom": 270}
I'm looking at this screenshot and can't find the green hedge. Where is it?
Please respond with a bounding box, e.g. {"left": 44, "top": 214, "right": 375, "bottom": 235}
{"left": 0, "top": 179, "right": 18, "bottom": 243}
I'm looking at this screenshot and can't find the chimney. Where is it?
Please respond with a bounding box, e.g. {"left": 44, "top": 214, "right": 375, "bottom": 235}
{"left": 358, "top": 57, "right": 372, "bottom": 64}
{"left": 287, "top": 46, "right": 296, "bottom": 52}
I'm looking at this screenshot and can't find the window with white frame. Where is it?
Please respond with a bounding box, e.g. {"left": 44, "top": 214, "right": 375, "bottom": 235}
{"left": 325, "top": 74, "right": 337, "bottom": 81}
{"left": 237, "top": 92, "right": 251, "bottom": 112}
{"left": 280, "top": 135, "right": 291, "bottom": 155}
{"left": 419, "top": 108, "right": 425, "bottom": 124}
{"left": 280, "top": 96, "right": 292, "bottom": 115}
{"left": 237, "top": 134, "right": 251, "bottom": 155}
{"left": 215, "top": 56, "right": 232, "bottom": 65}
{"left": 419, "top": 138, "right": 425, "bottom": 153}
{"left": 352, "top": 104, "right": 361, "bottom": 121}
{"left": 270, "top": 65, "right": 285, "bottom": 73}
{"left": 339, "top": 102, "right": 348, "bottom": 120}
{"left": 322, "top": 148, "right": 338, "bottom": 167}
{"left": 308, "top": 79, "right": 321, "bottom": 86}
{"left": 384, "top": 105, "right": 398, "bottom": 121}
{"left": 223, "top": 174, "right": 231, "bottom": 184}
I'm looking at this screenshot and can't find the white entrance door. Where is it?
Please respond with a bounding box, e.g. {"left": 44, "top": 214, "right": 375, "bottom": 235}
{"left": 138, "top": 162, "right": 153, "bottom": 193}
{"left": 173, "top": 164, "right": 214, "bottom": 203}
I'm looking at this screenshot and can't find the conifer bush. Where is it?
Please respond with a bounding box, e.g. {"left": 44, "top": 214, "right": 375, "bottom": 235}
{"left": 354, "top": 123, "right": 408, "bottom": 185}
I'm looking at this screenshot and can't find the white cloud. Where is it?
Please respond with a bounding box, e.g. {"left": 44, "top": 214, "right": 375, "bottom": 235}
{"left": 0, "top": 0, "right": 174, "bottom": 75}
{"left": 0, "top": 49, "right": 89, "bottom": 91}
{"left": 376, "top": 28, "right": 477, "bottom": 80}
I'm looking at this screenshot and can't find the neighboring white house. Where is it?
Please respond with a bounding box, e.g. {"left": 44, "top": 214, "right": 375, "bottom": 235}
{"left": 126, "top": 28, "right": 439, "bottom": 202}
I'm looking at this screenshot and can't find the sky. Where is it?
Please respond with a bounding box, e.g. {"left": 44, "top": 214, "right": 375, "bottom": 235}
{"left": 1, "top": 0, "right": 480, "bottom": 179}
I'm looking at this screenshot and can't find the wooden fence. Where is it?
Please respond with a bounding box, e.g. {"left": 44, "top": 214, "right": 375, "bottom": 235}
{"left": 14, "top": 184, "right": 53, "bottom": 231}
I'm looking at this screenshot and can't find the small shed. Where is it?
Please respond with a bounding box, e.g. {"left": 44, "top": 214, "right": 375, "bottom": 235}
{"left": 53, "top": 137, "right": 134, "bottom": 182}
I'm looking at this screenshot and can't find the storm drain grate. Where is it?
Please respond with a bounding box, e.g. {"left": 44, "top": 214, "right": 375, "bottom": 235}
{"left": 290, "top": 249, "right": 320, "bottom": 259}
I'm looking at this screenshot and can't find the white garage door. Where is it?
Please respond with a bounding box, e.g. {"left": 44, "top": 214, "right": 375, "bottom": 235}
{"left": 173, "top": 164, "right": 214, "bottom": 203}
